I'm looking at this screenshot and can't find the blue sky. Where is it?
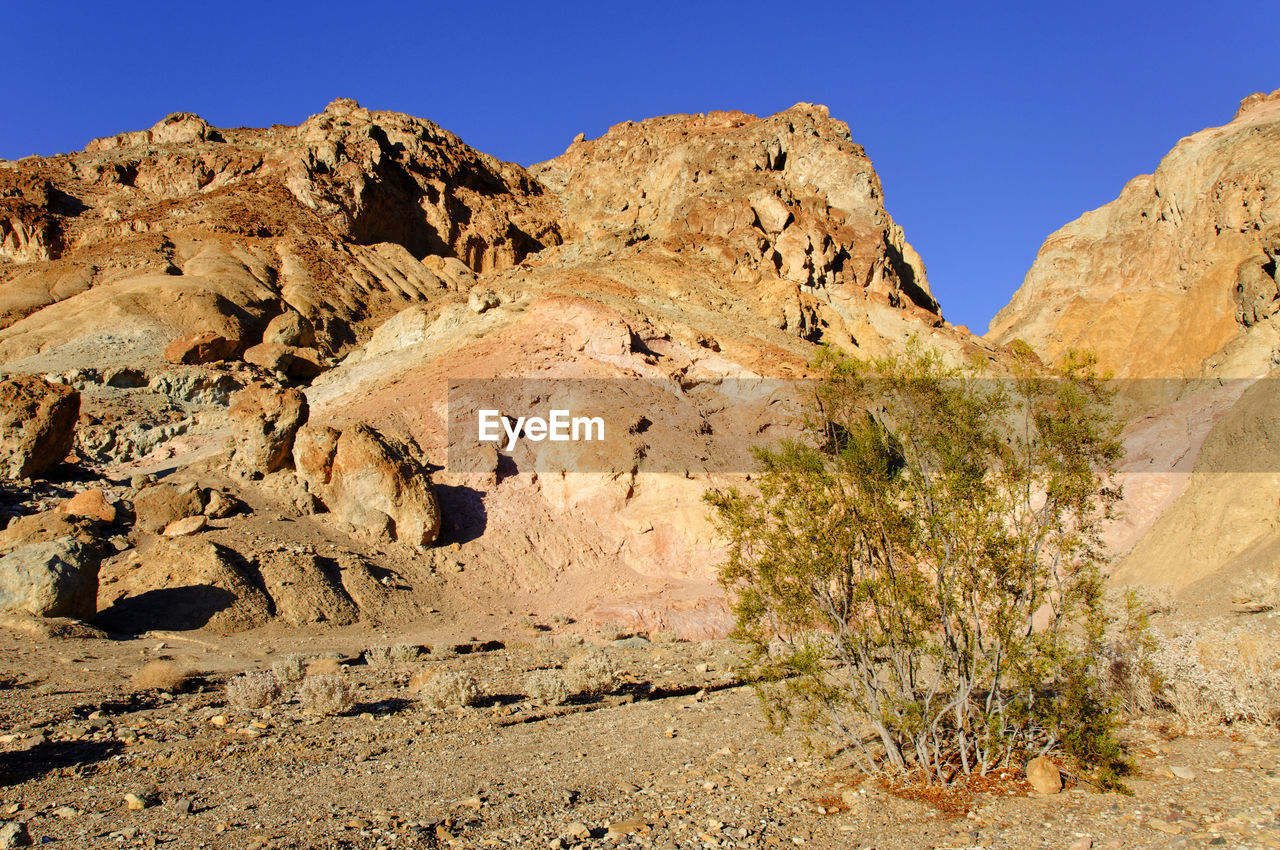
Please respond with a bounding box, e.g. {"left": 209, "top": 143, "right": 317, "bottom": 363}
{"left": 5, "top": 1, "right": 1274, "bottom": 332}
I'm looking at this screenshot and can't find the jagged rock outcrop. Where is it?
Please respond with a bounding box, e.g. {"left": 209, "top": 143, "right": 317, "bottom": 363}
{"left": 989, "top": 89, "right": 1280, "bottom": 379}
{"left": 0, "top": 376, "right": 79, "bottom": 479}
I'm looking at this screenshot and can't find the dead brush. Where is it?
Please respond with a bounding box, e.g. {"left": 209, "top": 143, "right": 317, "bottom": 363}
{"left": 414, "top": 670, "right": 483, "bottom": 709}
{"left": 271, "top": 654, "right": 306, "bottom": 685}
{"left": 563, "top": 649, "right": 617, "bottom": 697}
{"left": 131, "top": 660, "right": 189, "bottom": 692}
{"left": 298, "top": 673, "right": 355, "bottom": 716}
{"left": 524, "top": 670, "right": 569, "bottom": 706}
{"left": 226, "top": 671, "right": 283, "bottom": 710}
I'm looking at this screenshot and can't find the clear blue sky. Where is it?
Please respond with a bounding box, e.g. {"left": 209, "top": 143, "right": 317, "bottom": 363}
{"left": 5, "top": 1, "right": 1274, "bottom": 333}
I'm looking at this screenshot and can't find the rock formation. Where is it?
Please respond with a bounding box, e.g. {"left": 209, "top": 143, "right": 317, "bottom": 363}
{"left": 0, "top": 98, "right": 989, "bottom": 634}
{"left": 990, "top": 89, "right": 1280, "bottom": 380}
{"left": 0, "top": 376, "right": 79, "bottom": 479}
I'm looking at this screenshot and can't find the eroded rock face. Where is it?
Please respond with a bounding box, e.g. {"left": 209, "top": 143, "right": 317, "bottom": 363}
{"left": 990, "top": 89, "right": 1280, "bottom": 378}
{"left": 227, "top": 385, "right": 308, "bottom": 475}
{"left": 293, "top": 423, "right": 441, "bottom": 547}
{"left": 165, "top": 331, "right": 237, "bottom": 365}
{"left": 534, "top": 103, "right": 940, "bottom": 320}
{"left": 0, "top": 538, "right": 99, "bottom": 620}
{"left": 0, "top": 376, "right": 79, "bottom": 479}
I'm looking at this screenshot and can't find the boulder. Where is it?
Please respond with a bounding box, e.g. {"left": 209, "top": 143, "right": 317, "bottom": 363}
{"left": 262, "top": 311, "right": 316, "bottom": 347}
{"left": 1025, "top": 755, "right": 1062, "bottom": 794}
{"left": 59, "top": 488, "right": 118, "bottom": 524}
{"left": 227, "top": 385, "right": 308, "bottom": 475}
{"left": 132, "top": 482, "right": 204, "bottom": 534}
{"left": 0, "top": 538, "right": 99, "bottom": 620}
{"left": 164, "top": 332, "right": 236, "bottom": 365}
{"left": 0, "top": 376, "right": 79, "bottom": 479}
{"left": 293, "top": 423, "right": 441, "bottom": 547}
{"left": 0, "top": 510, "right": 88, "bottom": 552}
{"left": 95, "top": 538, "right": 272, "bottom": 634}
{"left": 242, "top": 343, "right": 325, "bottom": 380}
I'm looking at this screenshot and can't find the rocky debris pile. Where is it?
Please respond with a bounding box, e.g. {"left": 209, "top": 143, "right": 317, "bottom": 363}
{"left": 0, "top": 376, "right": 79, "bottom": 479}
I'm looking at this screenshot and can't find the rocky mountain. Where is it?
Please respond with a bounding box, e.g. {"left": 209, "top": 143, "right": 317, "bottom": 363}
{"left": 989, "top": 89, "right": 1280, "bottom": 380}
{"left": 0, "top": 99, "right": 983, "bottom": 636}
{"left": 989, "top": 89, "right": 1280, "bottom": 607}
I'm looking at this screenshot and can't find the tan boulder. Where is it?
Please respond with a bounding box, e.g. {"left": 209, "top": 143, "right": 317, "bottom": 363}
{"left": 164, "top": 331, "right": 237, "bottom": 365}
{"left": 0, "top": 510, "right": 91, "bottom": 552}
{"left": 162, "top": 515, "right": 207, "bottom": 537}
{"left": 132, "top": 482, "right": 204, "bottom": 534}
{"left": 293, "top": 423, "right": 441, "bottom": 547}
{"left": 262, "top": 311, "right": 316, "bottom": 347}
{"left": 1026, "top": 755, "right": 1062, "bottom": 794}
{"left": 227, "top": 386, "right": 308, "bottom": 475}
{"left": 242, "top": 343, "right": 325, "bottom": 380}
{"left": 59, "top": 489, "right": 118, "bottom": 524}
{"left": 0, "top": 376, "right": 79, "bottom": 479}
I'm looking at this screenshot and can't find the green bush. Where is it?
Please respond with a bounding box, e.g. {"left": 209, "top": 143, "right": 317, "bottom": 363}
{"left": 706, "top": 342, "right": 1129, "bottom": 785}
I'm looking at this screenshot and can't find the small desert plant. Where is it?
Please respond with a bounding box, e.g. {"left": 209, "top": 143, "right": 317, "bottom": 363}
{"left": 272, "top": 654, "right": 306, "bottom": 685}
{"left": 1099, "top": 588, "right": 1162, "bottom": 715}
{"left": 1232, "top": 567, "right": 1280, "bottom": 611}
{"left": 364, "top": 646, "right": 395, "bottom": 669}
{"left": 517, "top": 614, "right": 540, "bottom": 631}
{"left": 563, "top": 650, "right": 616, "bottom": 696}
{"left": 550, "top": 613, "right": 573, "bottom": 626}
{"left": 416, "top": 670, "right": 483, "bottom": 708}
{"left": 298, "top": 674, "right": 355, "bottom": 716}
{"left": 226, "top": 671, "right": 283, "bottom": 710}
{"left": 132, "top": 660, "right": 188, "bottom": 692}
{"left": 390, "top": 643, "right": 422, "bottom": 663}
{"left": 650, "top": 629, "right": 680, "bottom": 644}
{"left": 524, "top": 670, "right": 569, "bottom": 706}
{"left": 596, "top": 621, "right": 626, "bottom": 642}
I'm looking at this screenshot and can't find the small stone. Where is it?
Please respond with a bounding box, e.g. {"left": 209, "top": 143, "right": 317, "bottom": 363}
{"left": 458, "top": 796, "right": 483, "bottom": 811}
{"left": 124, "top": 791, "right": 153, "bottom": 810}
{"left": 664, "top": 727, "right": 677, "bottom": 738}
{"left": 1068, "top": 839, "right": 1093, "bottom": 850}
{"left": 695, "top": 663, "right": 709, "bottom": 674}
{"left": 1170, "top": 765, "right": 1196, "bottom": 780}
{"left": 0, "top": 822, "right": 31, "bottom": 848}
{"left": 1025, "top": 755, "right": 1062, "bottom": 794}
{"left": 52, "top": 805, "right": 77, "bottom": 819}
{"left": 607, "top": 817, "right": 646, "bottom": 836}
{"left": 162, "top": 514, "right": 207, "bottom": 537}
{"left": 209, "top": 714, "right": 228, "bottom": 727}
{"left": 563, "top": 822, "right": 591, "bottom": 840}
{"left": 173, "top": 797, "right": 193, "bottom": 816}
{"left": 1148, "top": 819, "right": 1182, "bottom": 835}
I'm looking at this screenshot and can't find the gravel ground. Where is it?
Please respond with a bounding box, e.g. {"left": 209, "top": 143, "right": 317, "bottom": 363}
{"left": 0, "top": 627, "right": 1277, "bottom": 849}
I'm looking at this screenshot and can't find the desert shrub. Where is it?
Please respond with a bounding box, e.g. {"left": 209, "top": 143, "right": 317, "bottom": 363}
{"left": 364, "top": 646, "right": 394, "bottom": 669}
{"left": 417, "top": 671, "right": 483, "bottom": 708}
{"left": 596, "top": 622, "right": 626, "bottom": 642}
{"left": 706, "top": 343, "right": 1129, "bottom": 786}
{"left": 517, "top": 614, "right": 540, "bottom": 631}
{"left": 390, "top": 643, "right": 422, "bottom": 663}
{"left": 650, "top": 629, "right": 680, "bottom": 645}
{"left": 524, "top": 670, "right": 570, "bottom": 706}
{"left": 1149, "top": 623, "right": 1280, "bottom": 726}
{"left": 272, "top": 654, "right": 306, "bottom": 685}
{"left": 563, "top": 650, "right": 616, "bottom": 697}
{"left": 298, "top": 674, "right": 355, "bottom": 716}
{"left": 226, "top": 671, "right": 283, "bottom": 709}
{"left": 131, "top": 660, "right": 188, "bottom": 692}
{"left": 1232, "top": 567, "right": 1280, "bottom": 611}
{"left": 1098, "top": 589, "right": 1162, "bottom": 715}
